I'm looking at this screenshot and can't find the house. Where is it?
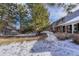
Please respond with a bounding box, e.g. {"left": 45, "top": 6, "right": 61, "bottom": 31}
{"left": 52, "top": 9, "right": 79, "bottom": 34}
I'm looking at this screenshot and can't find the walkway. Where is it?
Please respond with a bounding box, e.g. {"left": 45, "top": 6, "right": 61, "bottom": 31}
{"left": 31, "top": 31, "right": 79, "bottom": 56}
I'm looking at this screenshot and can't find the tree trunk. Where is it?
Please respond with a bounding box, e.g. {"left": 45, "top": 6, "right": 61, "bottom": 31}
{"left": 36, "top": 31, "right": 41, "bottom": 36}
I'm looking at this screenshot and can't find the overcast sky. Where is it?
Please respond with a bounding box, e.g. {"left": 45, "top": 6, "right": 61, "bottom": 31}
{"left": 47, "top": 5, "right": 67, "bottom": 23}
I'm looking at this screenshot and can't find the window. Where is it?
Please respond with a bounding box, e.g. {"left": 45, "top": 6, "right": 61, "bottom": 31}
{"left": 62, "top": 26, "right": 65, "bottom": 32}
{"left": 67, "top": 25, "right": 72, "bottom": 33}
{"left": 74, "top": 23, "right": 79, "bottom": 33}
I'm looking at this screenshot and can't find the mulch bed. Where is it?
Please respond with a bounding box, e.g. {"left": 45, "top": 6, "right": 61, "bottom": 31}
{"left": 0, "top": 33, "right": 48, "bottom": 45}
{"left": 0, "top": 33, "right": 48, "bottom": 39}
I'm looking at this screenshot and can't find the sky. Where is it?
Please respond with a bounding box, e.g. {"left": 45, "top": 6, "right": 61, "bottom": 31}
{"left": 47, "top": 5, "right": 67, "bottom": 23}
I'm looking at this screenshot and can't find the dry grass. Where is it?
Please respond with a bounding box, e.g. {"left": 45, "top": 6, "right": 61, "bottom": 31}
{"left": 0, "top": 34, "right": 47, "bottom": 45}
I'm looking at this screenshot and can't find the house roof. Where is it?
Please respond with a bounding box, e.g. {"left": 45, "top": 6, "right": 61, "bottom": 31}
{"left": 63, "top": 10, "right": 79, "bottom": 22}
{"left": 62, "top": 16, "right": 79, "bottom": 25}
{"left": 53, "top": 9, "right": 79, "bottom": 26}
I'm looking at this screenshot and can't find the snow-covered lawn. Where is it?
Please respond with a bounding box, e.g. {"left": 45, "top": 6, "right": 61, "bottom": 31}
{"left": 0, "top": 31, "right": 79, "bottom": 56}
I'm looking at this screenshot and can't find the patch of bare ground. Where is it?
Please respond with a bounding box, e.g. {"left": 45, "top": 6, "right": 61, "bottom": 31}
{"left": 0, "top": 33, "right": 47, "bottom": 45}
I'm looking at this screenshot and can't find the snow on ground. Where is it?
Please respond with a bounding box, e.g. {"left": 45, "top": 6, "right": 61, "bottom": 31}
{"left": 0, "top": 31, "right": 79, "bottom": 56}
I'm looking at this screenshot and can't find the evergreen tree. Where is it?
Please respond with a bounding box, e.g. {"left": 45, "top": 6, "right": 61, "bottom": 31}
{"left": 17, "top": 4, "right": 32, "bottom": 33}
{"left": 30, "top": 4, "right": 49, "bottom": 34}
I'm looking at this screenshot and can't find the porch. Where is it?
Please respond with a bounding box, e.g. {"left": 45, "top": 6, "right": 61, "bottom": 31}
{"left": 54, "top": 16, "right": 79, "bottom": 41}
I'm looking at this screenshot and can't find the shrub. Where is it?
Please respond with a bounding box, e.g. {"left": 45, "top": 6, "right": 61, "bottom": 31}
{"left": 73, "top": 35, "right": 79, "bottom": 44}
{"left": 55, "top": 33, "right": 72, "bottom": 40}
